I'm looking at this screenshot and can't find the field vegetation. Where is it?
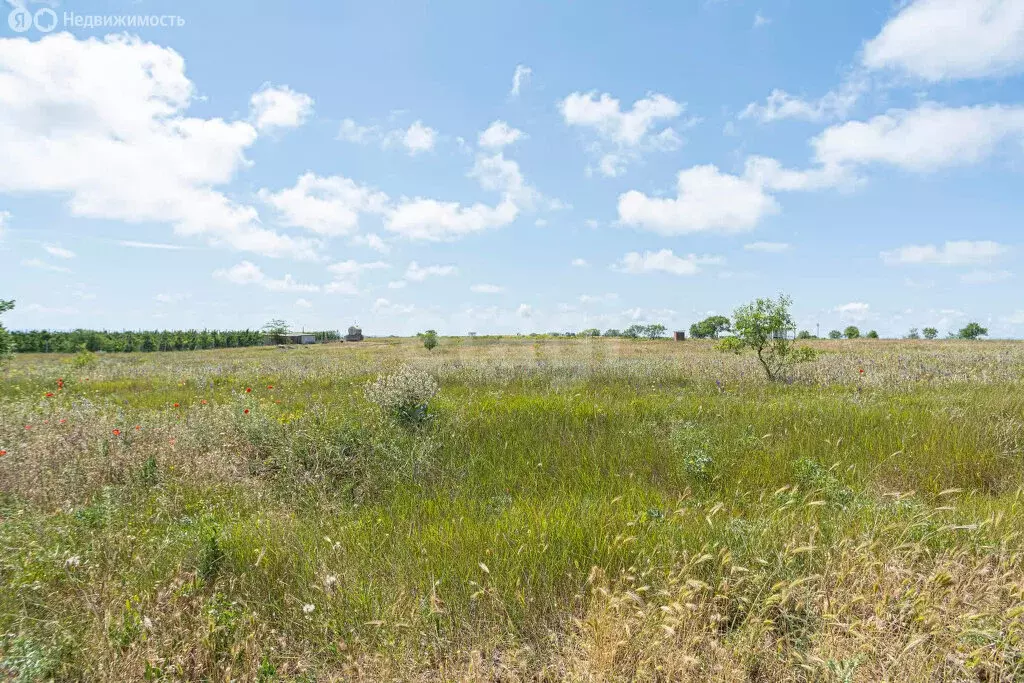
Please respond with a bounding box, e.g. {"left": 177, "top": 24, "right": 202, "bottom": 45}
{"left": 1, "top": 332, "right": 1023, "bottom": 681}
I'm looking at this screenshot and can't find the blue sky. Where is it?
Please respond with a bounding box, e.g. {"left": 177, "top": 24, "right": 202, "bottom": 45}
{"left": 2, "top": 0, "right": 1023, "bottom": 337}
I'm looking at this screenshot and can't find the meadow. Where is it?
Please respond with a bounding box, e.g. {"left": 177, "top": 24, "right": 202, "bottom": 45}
{"left": 1, "top": 337, "right": 1023, "bottom": 681}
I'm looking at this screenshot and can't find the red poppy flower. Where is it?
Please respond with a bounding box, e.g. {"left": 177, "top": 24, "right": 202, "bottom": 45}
{"left": 45, "top": 392, "right": 54, "bottom": 398}
{"left": 200, "top": 399, "right": 208, "bottom": 405}
{"left": 173, "top": 403, "right": 180, "bottom": 408}
{"left": 59, "top": 419, "right": 66, "bottom": 424}
{"left": 24, "top": 425, "right": 31, "bottom": 430}
{"left": 0, "top": 450, "right": 6, "bottom": 457}
{"left": 245, "top": 387, "right": 252, "bottom": 393}
{"left": 135, "top": 425, "right": 141, "bottom": 430}
{"left": 859, "top": 368, "right": 864, "bottom": 374}
{"left": 168, "top": 437, "right": 176, "bottom": 446}
{"left": 112, "top": 429, "right": 121, "bottom": 436}
{"left": 243, "top": 409, "right": 250, "bottom": 414}
{"left": 267, "top": 385, "right": 274, "bottom": 390}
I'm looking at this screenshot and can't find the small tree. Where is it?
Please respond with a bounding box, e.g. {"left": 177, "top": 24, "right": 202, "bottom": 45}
{"left": 689, "top": 315, "right": 731, "bottom": 339}
{"left": 828, "top": 330, "right": 843, "bottom": 340}
{"left": 922, "top": 327, "right": 938, "bottom": 340}
{"left": 796, "top": 330, "right": 814, "bottom": 340}
{"left": 957, "top": 322, "right": 988, "bottom": 340}
{"left": 866, "top": 330, "right": 879, "bottom": 339}
{"left": 732, "top": 294, "right": 815, "bottom": 382}
{"left": 622, "top": 324, "right": 646, "bottom": 339}
{"left": 602, "top": 329, "right": 621, "bottom": 337}
{"left": 262, "top": 319, "right": 289, "bottom": 345}
{"left": 580, "top": 328, "right": 601, "bottom": 337}
{"left": 843, "top": 326, "right": 861, "bottom": 339}
{"left": 420, "top": 330, "right": 439, "bottom": 350}
{"left": 906, "top": 328, "right": 920, "bottom": 339}
{"left": 0, "top": 299, "right": 14, "bottom": 364}
{"left": 644, "top": 323, "right": 667, "bottom": 339}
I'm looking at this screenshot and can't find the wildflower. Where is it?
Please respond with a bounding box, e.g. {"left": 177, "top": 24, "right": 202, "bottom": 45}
{"left": 135, "top": 425, "right": 141, "bottom": 430}
{"left": 245, "top": 387, "right": 252, "bottom": 393}
{"left": 59, "top": 419, "right": 66, "bottom": 424}
{"left": 323, "top": 575, "right": 338, "bottom": 590}
{"left": 168, "top": 438, "right": 176, "bottom": 446}
{"left": 859, "top": 368, "right": 864, "bottom": 375}
{"left": 173, "top": 403, "right": 180, "bottom": 408}
{"left": 45, "top": 392, "right": 54, "bottom": 397}
{"left": 65, "top": 555, "right": 81, "bottom": 568}
{"left": 57, "top": 378, "right": 65, "bottom": 388}
{"left": 143, "top": 616, "right": 153, "bottom": 630}
{"left": 302, "top": 603, "right": 315, "bottom": 614}
{"left": 267, "top": 385, "right": 274, "bottom": 390}
{"left": 112, "top": 429, "right": 121, "bottom": 437}
{"left": 24, "top": 425, "right": 31, "bottom": 430}
{"left": 0, "top": 450, "right": 7, "bottom": 457}
{"left": 200, "top": 399, "right": 208, "bottom": 405}
{"left": 244, "top": 409, "right": 250, "bottom": 415}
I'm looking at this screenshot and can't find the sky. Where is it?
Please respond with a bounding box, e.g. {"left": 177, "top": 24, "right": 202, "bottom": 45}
{"left": 1, "top": 0, "right": 1023, "bottom": 338}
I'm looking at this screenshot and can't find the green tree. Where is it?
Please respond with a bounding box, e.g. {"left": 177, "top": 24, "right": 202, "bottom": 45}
{"left": 828, "top": 330, "right": 843, "bottom": 339}
{"left": 843, "top": 326, "right": 861, "bottom": 339}
{"left": 866, "top": 330, "right": 879, "bottom": 339}
{"left": 906, "top": 328, "right": 920, "bottom": 339}
{"left": 796, "top": 330, "right": 814, "bottom": 340}
{"left": 644, "top": 323, "right": 667, "bottom": 339}
{"left": 262, "top": 319, "right": 289, "bottom": 345}
{"left": 580, "top": 328, "right": 601, "bottom": 337}
{"left": 957, "top": 322, "right": 988, "bottom": 340}
{"left": 622, "top": 324, "right": 646, "bottom": 339}
{"left": 602, "top": 329, "right": 621, "bottom": 337}
{"left": 0, "top": 299, "right": 14, "bottom": 363}
{"left": 689, "top": 315, "right": 731, "bottom": 339}
{"left": 421, "top": 330, "right": 439, "bottom": 351}
{"left": 922, "top": 327, "right": 938, "bottom": 340}
{"left": 731, "top": 294, "right": 815, "bottom": 382}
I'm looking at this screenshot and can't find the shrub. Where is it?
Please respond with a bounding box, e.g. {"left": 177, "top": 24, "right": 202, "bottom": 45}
{"left": 796, "top": 330, "right": 814, "bottom": 339}
{"left": 843, "top": 326, "right": 860, "bottom": 339}
{"left": 602, "top": 329, "right": 621, "bottom": 337}
{"left": 0, "top": 299, "right": 13, "bottom": 365}
{"left": 828, "top": 330, "right": 842, "bottom": 339}
{"left": 906, "top": 328, "right": 920, "bottom": 339}
{"left": 580, "top": 328, "right": 601, "bottom": 337}
{"left": 715, "top": 336, "right": 743, "bottom": 354}
{"left": 866, "top": 330, "right": 879, "bottom": 339}
{"left": 732, "top": 294, "right": 816, "bottom": 381}
{"left": 420, "top": 330, "right": 439, "bottom": 351}
{"left": 923, "top": 327, "right": 938, "bottom": 340}
{"left": 364, "top": 365, "right": 440, "bottom": 425}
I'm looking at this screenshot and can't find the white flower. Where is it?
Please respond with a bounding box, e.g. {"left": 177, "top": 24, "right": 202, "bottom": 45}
{"left": 323, "top": 575, "right": 338, "bottom": 589}
{"left": 64, "top": 555, "right": 81, "bottom": 568}
{"left": 143, "top": 616, "right": 153, "bottom": 630}
{"left": 302, "top": 603, "right": 316, "bottom": 614}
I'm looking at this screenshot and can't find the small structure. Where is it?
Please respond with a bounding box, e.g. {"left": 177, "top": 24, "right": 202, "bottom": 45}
{"left": 673, "top": 331, "right": 686, "bottom": 341}
{"left": 344, "top": 325, "right": 364, "bottom": 342}
{"left": 284, "top": 333, "right": 316, "bottom": 345}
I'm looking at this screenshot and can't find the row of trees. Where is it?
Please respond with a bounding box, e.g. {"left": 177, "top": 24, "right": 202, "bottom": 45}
{"left": 572, "top": 324, "right": 669, "bottom": 339}
{"left": 10, "top": 328, "right": 271, "bottom": 353}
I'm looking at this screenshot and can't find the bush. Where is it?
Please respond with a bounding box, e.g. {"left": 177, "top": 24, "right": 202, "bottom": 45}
{"left": 420, "top": 330, "right": 439, "bottom": 351}
{"left": 732, "top": 294, "right": 816, "bottom": 381}
{"left": 906, "top": 328, "right": 920, "bottom": 339}
{"left": 828, "top": 330, "right": 842, "bottom": 339}
{"left": 715, "top": 337, "right": 744, "bottom": 354}
{"left": 364, "top": 365, "right": 440, "bottom": 425}
{"left": 866, "top": 330, "right": 879, "bottom": 339}
{"left": 796, "top": 330, "right": 814, "bottom": 339}
{"left": 923, "top": 327, "right": 938, "bottom": 340}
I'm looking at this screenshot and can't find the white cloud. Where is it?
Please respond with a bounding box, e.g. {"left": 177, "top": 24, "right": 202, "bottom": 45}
{"left": 154, "top": 293, "right": 189, "bottom": 304}
{"left": 510, "top": 64, "right": 532, "bottom": 97}
{"left": 615, "top": 249, "right": 722, "bottom": 276}
{"left": 22, "top": 258, "right": 71, "bottom": 273}
{"left": 386, "top": 120, "right": 437, "bottom": 155}
{"left": 479, "top": 120, "right": 525, "bottom": 149}
{"left": 834, "top": 302, "right": 871, "bottom": 322}
{"left": 324, "top": 259, "right": 389, "bottom": 295}
{"left": 373, "top": 298, "right": 415, "bottom": 315}
{"left": 1001, "top": 311, "right": 1024, "bottom": 325}
{"left": 753, "top": 12, "right": 771, "bottom": 28}
{"left": 295, "top": 298, "right": 313, "bottom": 308}
{"left": 337, "top": 118, "right": 378, "bottom": 144}
{"left": 571, "top": 258, "right": 589, "bottom": 267}
{"left": 516, "top": 303, "right": 533, "bottom": 318}
{"left": 740, "top": 82, "right": 863, "bottom": 123}
{"left": 259, "top": 173, "right": 389, "bottom": 237}
{"left": 214, "top": 261, "right": 319, "bottom": 292}
{"left": 618, "top": 165, "right": 779, "bottom": 235}
{"left": 862, "top": 0, "right": 1024, "bottom": 81}
{"left": 880, "top": 240, "right": 1009, "bottom": 265}
{"left": 579, "top": 293, "right": 618, "bottom": 304}
{"left": 405, "top": 261, "right": 457, "bottom": 281}
{"left": 0, "top": 210, "right": 8, "bottom": 240}
{"left": 387, "top": 280, "right": 407, "bottom": 289}
{"left": 350, "top": 233, "right": 390, "bottom": 253}
{"left": 812, "top": 104, "right": 1024, "bottom": 172}
{"left": 471, "top": 284, "right": 504, "bottom": 293}
{"left": 249, "top": 84, "right": 314, "bottom": 132}
{"left": 960, "top": 269, "right": 1013, "bottom": 284}
{"left": 744, "top": 241, "right": 790, "bottom": 253}
{"left": 43, "top": 243, "right": 75, "bottom": 259}
{"left": 0, "top": 33, "right": 318, "bottom": 260}
{"left": 117, "top": 240, "right": 187, "bottom": 250}
{"left": 560, "top": 91, "right": 687, "bottom": 176}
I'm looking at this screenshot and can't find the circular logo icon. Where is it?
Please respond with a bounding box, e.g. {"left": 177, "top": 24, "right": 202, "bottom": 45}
{"left": 34, "top": 7, "right": 57, "bottom": 32}
{"left": 8, "top": 6, "right": 32, "bottom": 32}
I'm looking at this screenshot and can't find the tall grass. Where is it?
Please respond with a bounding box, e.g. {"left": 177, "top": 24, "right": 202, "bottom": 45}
{"left": 0, "top": 338, "right": 1022, "bottom": 680}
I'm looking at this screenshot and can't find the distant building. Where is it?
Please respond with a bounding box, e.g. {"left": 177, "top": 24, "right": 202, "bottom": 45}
{"left": 283, "top": 334, "right": 316, "bottom": 344}
{"left": 674, "top": 331, "right": 686, "bottom": 341}
{"left": 345, "top": 326, "right": 364, "bottom": 342}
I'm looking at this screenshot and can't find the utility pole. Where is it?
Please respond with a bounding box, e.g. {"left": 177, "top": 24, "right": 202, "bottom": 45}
{"left": 816, "top": 323, "right": 820, "bottom": 338}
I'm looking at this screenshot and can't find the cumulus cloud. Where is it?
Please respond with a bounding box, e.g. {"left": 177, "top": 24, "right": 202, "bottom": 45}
{"left": 862, "top": 0, "right": 1024, "bottom": 81}
{"left": 834, "top": 302, "right": 871, "bottom": 322}
{"left": 249, "top": 84, "right": 314, "bottom": 131}
{"left": 478, "top": 120, "right": 525, "bottom": 149}
{"left": 614, "top": 249, "right": 722, "bottom": 276}
{"left": 214, "top": 261, "right": 319, "bottom": 292}
{"left": 387, "top": 120, "right": 437, "bottom": 155}
{"left": 0, "top": 33, "right": 318, "bottom": 260}
{"left": 338, "top": 118, "right": 438, "bottom": 155}
{"left": 324, "top": 259, "right": 389, "bottom": 295}
{"left": 880, "top": 240, "right": 1009, "bottom": 266}
{"left": 560, "top": 91, "right": 688, "bottom": 176}
{"left": 571, "top": 258, "right": 589, "bottom": 267}
{"left": 259, "top": 173, "right": 389, "bottom": 237}
{"left": 43, "top": 243, "right": 76, "bottom": 259}
{"left": 516, "top": 303, "right": 533, "bottom": 318}
{"left": 295, "top": 298, "right": 313, "bottom": 308}
{"left": 405, "top": 262, "right": 457, "bottom": 281}
{"left": 740, "top": 82, "right": 864, "bottom": 123}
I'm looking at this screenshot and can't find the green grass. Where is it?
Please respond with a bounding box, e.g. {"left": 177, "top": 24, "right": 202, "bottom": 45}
{"left": 1, "top": 338, "right": 1023, "bottom": 680}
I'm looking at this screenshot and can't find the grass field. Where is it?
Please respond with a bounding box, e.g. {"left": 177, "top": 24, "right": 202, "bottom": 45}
{"left": 1, "top": 337, "right": 1023, "bottom": 681}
